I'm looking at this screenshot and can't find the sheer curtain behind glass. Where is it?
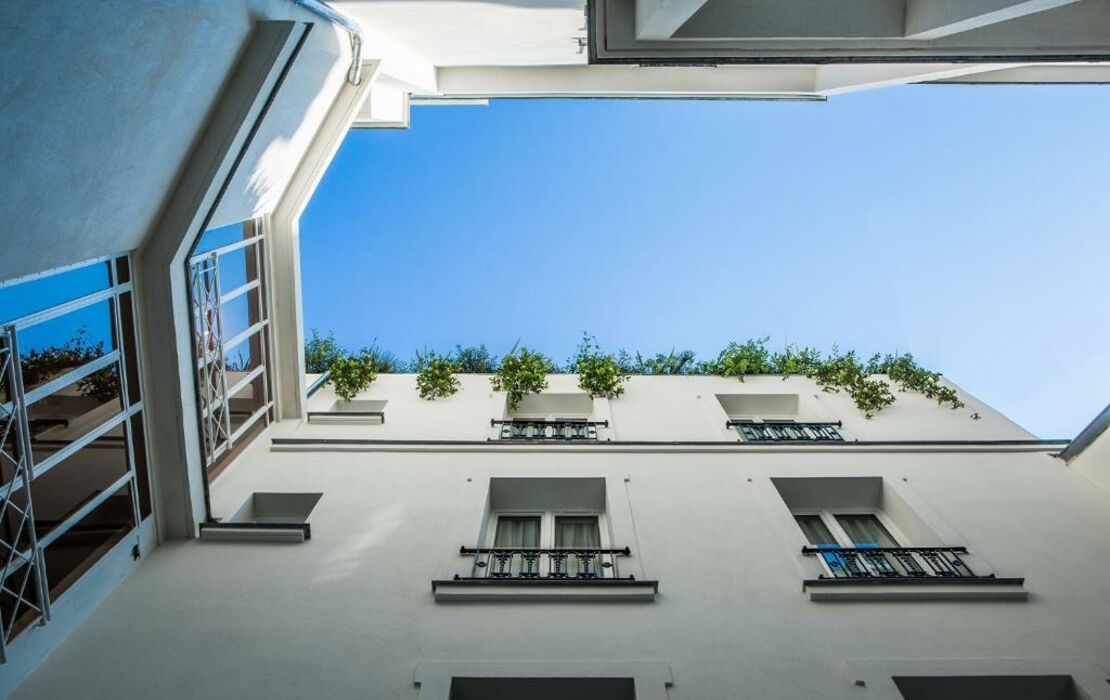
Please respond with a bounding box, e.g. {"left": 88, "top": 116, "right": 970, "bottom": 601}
{"left": 494, "top": 516, "right": 541, "bottom": 547}
{"left": 556, "top": 516, "right": 601, "bottom": 578}
{"left": 555, "top": 516, "right": 601, "bottom": 547}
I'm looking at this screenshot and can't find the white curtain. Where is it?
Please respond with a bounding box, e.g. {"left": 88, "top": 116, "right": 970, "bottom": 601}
{"left": 494, "top": 516, "right": 541, "bottom": 548}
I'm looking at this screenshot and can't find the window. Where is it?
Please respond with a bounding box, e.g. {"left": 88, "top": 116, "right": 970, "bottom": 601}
{"left": 0, "top": 254, "right": 150, "bottom": 652}
{"left": 794, "top": 510, "right": 901, "bottom": 548}
{"left": 489, "top": 511, "right": 606, "bottom": 578}
{"left": 187, "top": 220, "right": 274, "bottom": 476}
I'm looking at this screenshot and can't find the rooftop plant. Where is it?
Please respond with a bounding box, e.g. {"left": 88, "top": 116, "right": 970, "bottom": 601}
{"left": 329, "top": 354, "right": 377, "bottom": 402}
{"left": 573, "top": 334, "right": 629, "bottom": 399}
{"left": 304, "top": 329, "right": 344, "bottom": 374}
{"left": 305, "top": 332, "right": 969, "bottom": 419}
{"left": 415, "top": 351, "right": 460, "bottom": 400}
{"left": 454, "top": 344, "right": 498, "bottom": 373}
{"left": 490, "top": 345, "right": 554, "bottom": 409}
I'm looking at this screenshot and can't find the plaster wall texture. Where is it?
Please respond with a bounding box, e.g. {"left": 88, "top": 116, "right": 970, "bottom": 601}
{"left": 298, "top": 373, "right": 1035, "bottom": 443}
{"left": 7, "top": 377, "right": 1104, "bottom": 700}
{"left": 8, "top": 437, "right": 1109, "bottom": 699}
{"left": 1071, "top": 426, "right": 1110, "bottom": 496}
{"left": 0, "top": 0, "right": 349, "bottom": 282}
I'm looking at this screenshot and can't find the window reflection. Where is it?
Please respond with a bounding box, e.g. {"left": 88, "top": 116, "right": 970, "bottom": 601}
{"left": 43, "top": 482, "right": 135, "bottom": 601}
{"left": 27, "top": 365, "right": 123, "bottom": 466}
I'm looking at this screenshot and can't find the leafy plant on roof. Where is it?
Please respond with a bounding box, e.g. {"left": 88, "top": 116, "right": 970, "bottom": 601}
{"left": 454, "top": 344, "right": 498, "bottom": 373}
{"left": 573, "top": 333, "right": 629, "bottom": 399}
{"left": 329, "top": 354, "right": 377, "bottom": 402}
{"left": 617, "top": 348, "right": 700, "bottom": 375}
{"left": 705, "top": 337, "right": 773, "bottom": 380}
{"left": 490, "top": 344, "right": 553, "bottom": 409}
{"left": 416, "top": 351, "right": 461, "bottom": 400}
{"left": 304, "top": 329, "right": 344, "bottom": 374}
{"left": 868, "top": 353, "right": 964, "bottom": 411}
{"left": 358, "top": 341, "right": 406, "bottom": 373}
{"left": 769, "top": 344, "right": 823, "bottom": 378}
{"left": 807, "top": 347, "right": 895, "bottom": 418}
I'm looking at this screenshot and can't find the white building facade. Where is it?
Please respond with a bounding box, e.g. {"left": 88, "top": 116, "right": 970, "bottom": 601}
{"left": 5, "top": 368, "right": 1110, "bottom": 699}
{"left": 2, "top": 0, "right": 1110, "bottom": 697}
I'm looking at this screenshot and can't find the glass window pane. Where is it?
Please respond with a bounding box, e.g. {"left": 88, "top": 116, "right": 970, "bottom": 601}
{"left": 192, "top": 222, "right": 248, "bottom": 256}
{"left": 228, "top": 372, "right": 267, "bottom": 434}
{"left": 493, "top": 516, "right": 541, "bottom": 548}
{"left": 117, "top": 292, "right": 141, "bottom": 406}
{"left": 26, "top": 362, "right": 123, "bottom": 466}
{"left": 215, "top": 245, "right": 253, "bottom": 293}
{"left": 0, "top": 261, "right": 111, "bottom": 326}
{"left": 114, "top": 256, "right": 130, "bottom": 284}
{"left": 555, "top": 516, "right": 600, "bottom": 548}
{"left": 129, "top": 413, "right": 152, "bottom": 519}
{"left": 835, "top": 514, "right": 899, "bottom": 547}
{"left": 0, "top": 554, "right": 42, "bottom": 642}
{"left": 219, "top": 288, "right": 263, "bottom": 342}
{"left": 43, "top": 482, "right": 135, "bottom": 601}
{"left": 794, "top": 514, "right": 838, "bottom": 546}
{"left": 31, "top": 425, "right": 129, "bottom": 540}
{"left": 17, "top": 299, "right": 116, "bottom": 395}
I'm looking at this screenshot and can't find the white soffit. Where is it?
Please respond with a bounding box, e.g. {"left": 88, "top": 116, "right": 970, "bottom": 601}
{"left": 331, "top": 0, "right": 589, "bottom": 67}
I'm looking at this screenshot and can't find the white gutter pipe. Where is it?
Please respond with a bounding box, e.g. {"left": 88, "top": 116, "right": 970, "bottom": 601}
{"left": 290, "top": 0, "right": 364, "bottom": 85}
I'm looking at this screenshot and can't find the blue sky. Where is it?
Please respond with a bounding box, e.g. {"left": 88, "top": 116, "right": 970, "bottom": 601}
{"left": 299, "top": 86, "right": 1110, "bottom": 439}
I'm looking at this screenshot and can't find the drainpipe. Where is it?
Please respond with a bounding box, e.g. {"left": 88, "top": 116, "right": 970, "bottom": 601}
{"left": 290, "top": 0, "right": 364, "bottom": 85}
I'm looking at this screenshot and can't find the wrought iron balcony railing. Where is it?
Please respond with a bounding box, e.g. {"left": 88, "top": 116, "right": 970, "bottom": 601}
{"left": 728, "top": 420, "right": 844, "bottom": 443}
{"left": 802, "top": 545, "right": 1001, "bottom": 582}
{"left": 456, "top": 546, "right": 634, "bottom": 581}
{"left": 491, "top": 418, "right": 607, "bottom": 441}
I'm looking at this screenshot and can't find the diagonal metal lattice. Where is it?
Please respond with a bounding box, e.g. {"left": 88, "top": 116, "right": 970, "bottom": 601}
{"left": 0, "top": 328, "right": 49, "bottom": 663}
{"left": 191, "top": 255, "right": 232, "bottom": 467}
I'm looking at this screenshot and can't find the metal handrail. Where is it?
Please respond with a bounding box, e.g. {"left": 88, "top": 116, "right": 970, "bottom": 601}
{"left": 458, "top": 546, "right": 634, "bottom": 581}
{"left": 801, "top": 545, "right": 992, "bottom": 580}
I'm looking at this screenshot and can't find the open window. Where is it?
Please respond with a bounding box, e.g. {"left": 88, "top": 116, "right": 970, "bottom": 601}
{"left": 773, "top": 477, "right": 1025, "bottom": 600}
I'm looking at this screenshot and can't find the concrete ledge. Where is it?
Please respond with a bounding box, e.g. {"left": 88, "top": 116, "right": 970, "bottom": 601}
{"left": 198, "top": 523, "right": 309, "bottom": 543}
{"left": 432, "top": 579, "right": 659, "bottom": 602}
{"left": 804, "top": 577, "right": 1027, "bottom": 601}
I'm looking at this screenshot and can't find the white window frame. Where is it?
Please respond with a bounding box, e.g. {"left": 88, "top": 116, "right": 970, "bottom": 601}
{"left": 486, "top": 510, "right": 610, "bottom": 550}
{"left": 791, "top": 507, "right": 908, "bottom": 548}
{"left": 793, "top": 507, "right": 911, "bottom": 578}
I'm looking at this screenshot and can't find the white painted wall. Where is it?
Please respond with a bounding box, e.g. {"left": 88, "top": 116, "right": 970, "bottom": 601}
{"left": 298, "top": 373, "right": 1032, "bottom": 443}
{"left": 1069, "top": 426, "right": 1110, "bottom": 496}
{"left": 7, "top": 409, "right": 1108, "bottom": 699}
{"left": 0, "top": 0, "right": 350, "bottom": 282}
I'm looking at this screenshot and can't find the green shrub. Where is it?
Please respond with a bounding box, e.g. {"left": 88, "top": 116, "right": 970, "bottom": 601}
{"left": 454, "top": 344, "right": 498, "bottom": 373}
{"left": 868, "top": 353, "right": 964, "bottom": 410}
{"left": 807, "top": 348, "right": 895, "bottom": 418}
{"left": 416, "top": 352, "right": 461, "bottom": 400}
{"left": 358, "top": 342, "right": 406, "bottom": 373}
{"left": 617, "top": 348, "right": 699, "bottom": 375}
{"left": 304, "top": 329, "right": 345, "bottom": 374}
{"left": 573, "top": 334, "right": 629, "bottom": 399}
{"left": 330, "top": 355, "right": 377, "bottom": 401}
{"left": 707, "top": 338, "right": 773, "bottom": 380}
{"left": 490, "top": 346, "right": 552, "bottom": 409}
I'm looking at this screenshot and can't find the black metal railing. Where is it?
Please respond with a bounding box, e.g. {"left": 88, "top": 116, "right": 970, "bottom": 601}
{"left": 728, "top": 420, "right": 844, "bottom": 442}
{"left": 491, "top": 419, "right": 607, "bottom": 441}
{"left": 457, "top": 546, "right": 633, "bottom": 581}
{"left": 802, "top": 545, "right": 997, "bottom": 581}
